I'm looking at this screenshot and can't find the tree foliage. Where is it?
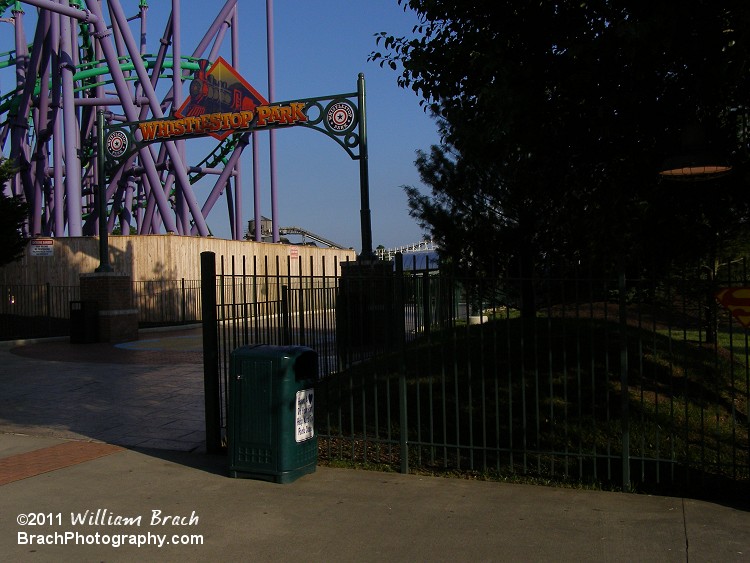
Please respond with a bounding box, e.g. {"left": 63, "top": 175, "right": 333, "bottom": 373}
{"left": 372, "top": 0, "right": 750, "bottom": 278}
{"left": 0, "top": 158, "right": 28, "bottom": 267}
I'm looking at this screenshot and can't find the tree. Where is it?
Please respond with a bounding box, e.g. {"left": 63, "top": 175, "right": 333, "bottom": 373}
{"left": 0, "top": 158, "right": 28, "bottom": 267}
{"left": 373, "top": 1, "right": 750, "bottom": 281}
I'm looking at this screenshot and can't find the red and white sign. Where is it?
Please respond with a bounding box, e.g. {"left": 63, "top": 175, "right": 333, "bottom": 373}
{"left": 30, "top": 238, "right": 54, "bottom": 257}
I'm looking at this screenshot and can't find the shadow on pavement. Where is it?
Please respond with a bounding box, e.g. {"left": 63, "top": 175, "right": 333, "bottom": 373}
{"left": 128, "top": 446, "right": 230, "bottom": 478}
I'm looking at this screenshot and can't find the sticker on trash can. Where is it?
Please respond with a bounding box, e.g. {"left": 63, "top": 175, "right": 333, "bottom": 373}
{"left": 295, "top": 389, "right": 314, "bottom": 443}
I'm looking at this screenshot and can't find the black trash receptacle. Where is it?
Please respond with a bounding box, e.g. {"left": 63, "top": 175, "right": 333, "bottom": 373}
{"left": 228, "top": 345, "right": 318, "bottom": 483}
{"left": 70, "top": 301, "right": 98, "bottom": 343}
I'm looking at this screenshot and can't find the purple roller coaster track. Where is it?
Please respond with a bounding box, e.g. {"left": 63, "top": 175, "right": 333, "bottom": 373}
{"left": 0, "top": 0, "right": 285, "bottom": 243}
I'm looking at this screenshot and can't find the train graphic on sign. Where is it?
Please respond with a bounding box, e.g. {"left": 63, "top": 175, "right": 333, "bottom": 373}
{"left": 186, "top": 59, "right": 257, "bottom": 114}
{"left": 175, "top": 57, "right": 268, "bottom": 139}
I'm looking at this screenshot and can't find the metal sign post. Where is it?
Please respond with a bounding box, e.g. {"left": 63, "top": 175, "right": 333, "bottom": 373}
{"left": 96, "top": 110, "right": 113, "bottom": 273}
{"left": 357, "top": 73, "right": 374, "bottom": 261}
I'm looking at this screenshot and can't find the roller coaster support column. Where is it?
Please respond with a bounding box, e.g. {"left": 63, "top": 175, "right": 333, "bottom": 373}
{"left": 61, "top": 10, "right": 82, "bottom": 235}
{"left": 22, "top": 0, "right": 100, "bottom": 23}
{"left": 267, "top": 0, "right": 279, "bottom": 243}
{"left": 105, "top": 0, "right": 210, "bottom": 237}
{"left": 172, "top": 0, "right": 190, "bottom": 234}
{"left": 232, "top": 5, "right": 242, "bottom": 240}
{"left": 84, "top": 0, "right": 179, "bottom": 234}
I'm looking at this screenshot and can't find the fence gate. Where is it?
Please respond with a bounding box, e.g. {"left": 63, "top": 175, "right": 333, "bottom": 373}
{"left": 200, "top": 250, "right": 348, "bottom": 452}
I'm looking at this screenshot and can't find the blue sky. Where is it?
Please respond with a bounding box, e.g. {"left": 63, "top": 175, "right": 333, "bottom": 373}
{"left": 1, "top": 1, "right": 440, "bottom": 251}
{"left": 215, "top": 0, "right": 441, "bottom": 250}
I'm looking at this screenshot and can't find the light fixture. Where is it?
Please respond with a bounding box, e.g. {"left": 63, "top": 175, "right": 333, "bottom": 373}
{"left": 658, "top": 122, "right": 733, "bottom": 181}
{"left": 658, "top": 156, "right": 732, "bottom": 181}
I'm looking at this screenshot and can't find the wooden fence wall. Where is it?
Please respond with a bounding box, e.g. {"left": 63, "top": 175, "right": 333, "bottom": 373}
{"left": 0, "top": 236, "right": 356, "bottom": 286}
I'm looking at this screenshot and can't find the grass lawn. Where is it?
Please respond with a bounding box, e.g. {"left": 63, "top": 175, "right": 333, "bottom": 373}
{"left": 317, "top": 310, "right": 750, "bottom": 496}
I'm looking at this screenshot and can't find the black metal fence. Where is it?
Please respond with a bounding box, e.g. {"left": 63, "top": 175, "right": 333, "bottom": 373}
{"left": 132, "top": 279, "right": 202, "bottom": 326}
{"left": 1, "top": 279, "right": 202, "bottom": 340}
{"left": 0, "top": 283, "right": 80, "bottom": 340}
{"left": 203, "top": 251, "right": 750, "bottom": 496}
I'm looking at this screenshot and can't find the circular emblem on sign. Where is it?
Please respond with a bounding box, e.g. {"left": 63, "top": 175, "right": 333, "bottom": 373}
{"left": 326, "top": 101, "right": 355, "bottom": 132}
{"left": 106, "top": 130, "right": 129, "bottom": 159}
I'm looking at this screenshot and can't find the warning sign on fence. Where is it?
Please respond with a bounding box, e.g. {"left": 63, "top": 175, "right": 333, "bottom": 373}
{"left": 30, "top": 238, "right": 54, "bottom": 257}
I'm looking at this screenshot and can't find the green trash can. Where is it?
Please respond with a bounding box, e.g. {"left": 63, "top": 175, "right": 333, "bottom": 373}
{"left": 228, "top": 344, "right": 318, "bottom": 483}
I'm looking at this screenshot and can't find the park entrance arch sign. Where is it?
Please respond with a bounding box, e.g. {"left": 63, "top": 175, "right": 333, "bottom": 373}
{"left": 96, "top": 59, "right": 372, "bottom": 271}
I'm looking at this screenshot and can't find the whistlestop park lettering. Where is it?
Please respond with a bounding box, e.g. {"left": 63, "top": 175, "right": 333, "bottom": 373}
{"left": 137, "top": 103, "right": 308, "bottom": 142}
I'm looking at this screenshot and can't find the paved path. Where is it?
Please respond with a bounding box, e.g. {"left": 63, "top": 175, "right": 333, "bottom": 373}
{"left": 1, "top": 329, "right": 205, "bottom": 451}
{"left": 1, "top": 330, "right": 749, "bottom": 561}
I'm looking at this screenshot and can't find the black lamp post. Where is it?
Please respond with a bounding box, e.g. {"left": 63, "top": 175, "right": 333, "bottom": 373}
{"left": 658, "top": 121, "right": 734, "bottom": 351}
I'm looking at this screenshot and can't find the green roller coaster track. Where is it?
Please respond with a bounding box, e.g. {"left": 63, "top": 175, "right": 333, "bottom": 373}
{"left": 0, "top": 0, "right": 238, "bottom": 191}
{"left": 0, "top": 44, "right": 239, "bottom": 188}
{"left": 0, "top": 1, "right": 21, "bottom": 16}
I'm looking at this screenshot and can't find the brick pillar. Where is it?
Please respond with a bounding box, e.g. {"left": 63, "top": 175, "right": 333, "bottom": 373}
{"left": 79, "top": 273, "right": 138, "bottom": 343}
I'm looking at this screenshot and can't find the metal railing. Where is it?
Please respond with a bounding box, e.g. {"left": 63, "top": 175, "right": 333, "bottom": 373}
{"left": 2, "top": 279, "right": 202, "bottom": 340}
{"left": 132, "top": 279, "right": 202, "bottom": 325}
{"left": 203, "top": 252, "right": 750, "bottom": 495}
{"left": 0, "top": 283, "right": 80, "bottom": 340}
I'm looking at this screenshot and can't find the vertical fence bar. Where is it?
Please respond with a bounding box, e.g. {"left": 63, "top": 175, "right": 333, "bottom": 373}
{"left": 457, "top": 282, "right": 465, "bottom": 470}
{"left": 506, "top": 280, "right": 514, "bottom": 473}
{"left": 425, "top": 259, "right": 435, "bottom": 466}
{"left": 667, "top": 270, "right": 677, "bottom": 484}
{"left": 520, "top": 271, "right": 528, "bottom": 474}
{"left": 588, "top": 269, "right": 597, "bottom": 482}
{"left": 619, "top": 271, "right": 630, "bottom": 492}
{"left": 308, "top": 258, "right": 315, "bottom": 350}
{"left": 253, "top": 256, "right": 260, "bottom": 343}
{"left": 545, "top": 272, "right": 556, "bottom": 477}
{"left": 635, "top": 276, "right": 644, "bottom": 484}
{"left": 281, "top": 285, "right": 290, "bottom": 345}
{"left": 575, "top": 274, "right": 583, "bottom": 479}
{"left": 742, "top": 258, "right": 750, "bottom": 475}
{"left": 395, "top": 253, "right": 409, "bottom": 473}
{"left": 413, "top": 256, "right": 422, "bottom": 467}
{"left": 231, "top": 256, "right": 238, "bottom": 352}
{"left": 468, "top": 276, "right": 478, "bottom": 471}
{"left": 44, "top": 282, "right": 51, "bottom": 335}
{"left": 181, "top": 278, "right": 186, "bottom": 323}
{"left": 422, "top": 269, "right": 431, "bottom": 337}
{"left": 244, "top": 260, "right": 251, "bottom": 342}
{"left": 681, "top": 266, "right": 691, "bottom": 488}
{"left": 533, "top": 273, "right": 541, "bottom": 476}
{"left": 298, "top": 256, "right": 305, "bottom": 346}
{"left": 744, "top": 258, "right": 750, "bottom": 481}
{"left": 561, "top": 276, "right": 569, "bottom": 477}
{"left": 200, "top": 251, "right": 222, "bottom": 454}
{"left": 727, "top": 261, "right": 735, "bottom": 478}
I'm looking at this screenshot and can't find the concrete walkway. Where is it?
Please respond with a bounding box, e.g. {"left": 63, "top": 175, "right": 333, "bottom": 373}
{"left": 1, "top": 328, "right": 205, "bottom": 451}
{"left": 1, "top": 330, "right": 749, "bottom": 562}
